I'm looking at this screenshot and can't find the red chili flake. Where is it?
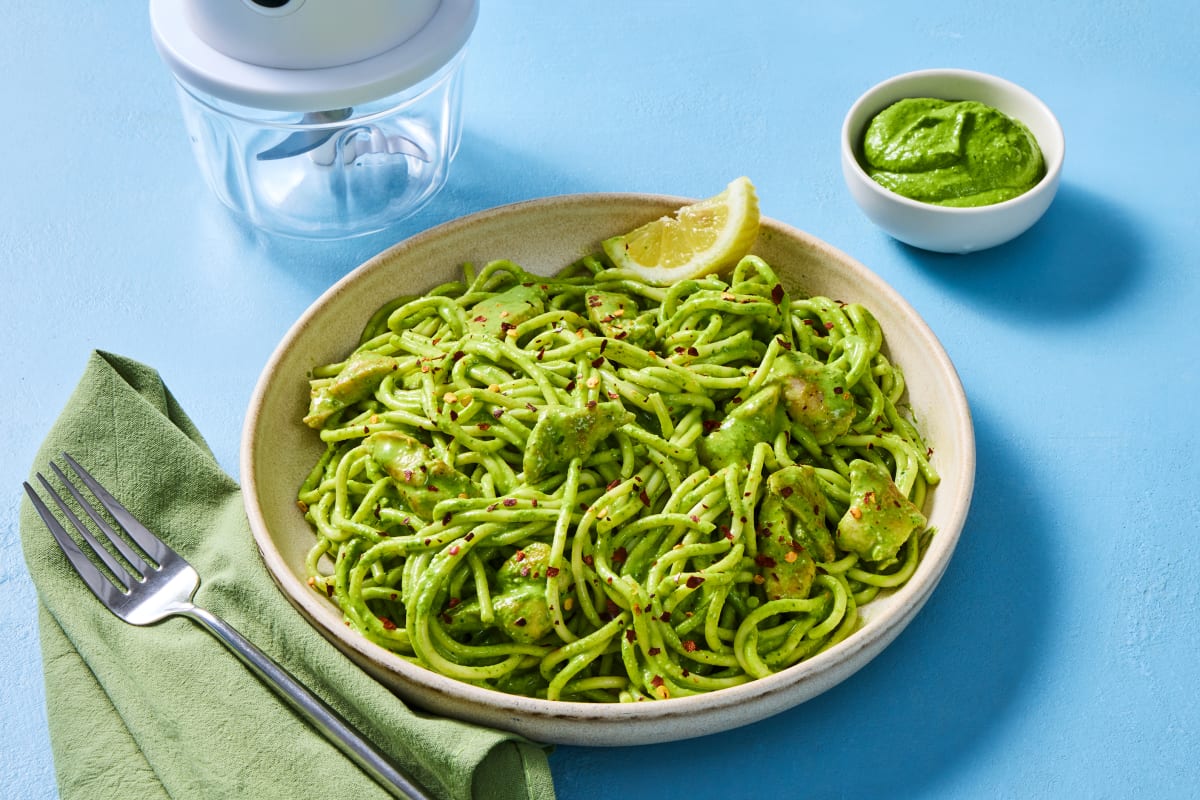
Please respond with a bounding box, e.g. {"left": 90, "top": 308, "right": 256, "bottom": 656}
{"left": 579, "top": 502, "right": 590, "bottom": 512}
{"left": 448, "top": 544, "right": 460, "bottom": 555}
{"left": 449, "top": 410, "right": 459, "bottom": 422}
{"left": 731, "top": 396, "right": 743, "bottom": 404}
{"left": 520, "top": 566, "right": 531, "bottom": 577}
{"left": 612, "top": 547, "right": 628, "bottom": 563}
{"left": 423, "top": 538, "right": 431, "bottom": 545}
{"left": 486, "top": 503, "right": 498, "bottom": 512}
{"left": 390, "top": 592, "right": 398, "bottom": 600}
{"left": 607, "top": 478, "right": 622, "bottom": 491}
{"left": 600, "top": 339, "right": 609, "bottom": 354}
{"left": 427, "top": 485, "right": 440, "bottom": 492}
{"left": 591, "top": 356, "right": 605, "bottom": 368}
{"left": 660, "top": 611, "right": 672, "bottom": 622}
{"left": 325, "top": 584, "right": 335, "bottom": 598}
{"left": 639, "top": 490, "right": 652, "bottom": 506}
{"left": 682, "top": 669, "right": 691, "bottom": 677}
{"left": 546, "top": 567, "right": 560, "bottom": 577}
{"left": 587, "top": 399, "right": 597, "bottom": 409}
{"left": 614, "top": 330, "right": 628, "bottom": 340}
{"left": 526, "top": 402, "right": 537, "bottom": 412}
{"left": 824, "top": 321, "right": 834, "bottom": 330}
{"left": 723, "top": 530, "right": 734, "bottom": 541}
{"left": 473, "top": 315, "right": 487, "bottom": 323}
{"left": 448, "top": 597, "right": 461, "bottom": 608}
{"left": 499, "top": 322, "right": 515, "bottom": 334}
{"left": 565, "top": 379, "right": 577, "bottom": 392}
{"left": 537, "top": 348, "right": 546, "bottom": 361}
{"left": 452, "top": 350, "right": 466, "bottom": 361}
{"left": 588, "top": 295, "right": 602, "bottom": 308}
{"left": 755, "top": 555, "right": 777, "bottom": 568}
{"left": 927, "top": 447, "right": 934, "bottom": 458}
{"left": 514, "top": 617, "right": 527, "bottom": 627}
{"left": 625, "top": 629, "right": 637, "bottom": 642}
{"left": 362, "top": 425, "right": 370, "bottom": 434}
{"left": 771, "top": 284, "right": 785, "bottom": 305}
{"left": 606, "top": 599, "right": 621, "bottom": 617}
{"left": 404, "top": 469, "right": 414, "bottom": 482}
{"left": 687, "top": 346, "right": 699, "bottom": 357}
{"left": 689, "top": 514, "right": 699, "bottom": 523}
{"left": 780, "top": 486, "right": 794, "bottom": 498}
{"left": 515, "top": 550, "right": 526, "bottom": 561}
{"left": 833, "top": 386, "right": 843, "bottom": 395}
{"left": 650, "top": 675, "right": 665, "bottom": 688}
{"left": 478, "top": 423, "right": 491, "bottom": 431}
{"left": 442, "top": 512, "right": 453, "bottom": 525}
{"left": 702, "top": 419, "right": 721, "bottom": 433}
{"left": 532, "top": 499, "right": 538, "bottom": 507}
{"left": 648, "top": 647, "right": 661, "bottom": 656}
{"left": 465, "top": 532, "right": 475, "bottom": 541}
{"left": 583, "top": 554, "right": 595, "bottom": 566}
{"left": 503, "top": 498, "right": 518, "bottom": 507}
{"left": 777, "top": 337, "right": 792, "bottom": 351}
{"left": 685, "top": 576, "right": 705, "bottom": 589}
{"left": 379, "top": 617, "right": 397, "bottom": 630}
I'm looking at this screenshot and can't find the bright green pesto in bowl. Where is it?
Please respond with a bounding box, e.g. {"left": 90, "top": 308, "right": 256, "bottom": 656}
{"left": 862, "top": 98, "right": 1045, "bottom": 208}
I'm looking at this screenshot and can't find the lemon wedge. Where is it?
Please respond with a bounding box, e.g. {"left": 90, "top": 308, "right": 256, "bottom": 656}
{"left": 602, "top": 177, "right": 760, "bottom": 285}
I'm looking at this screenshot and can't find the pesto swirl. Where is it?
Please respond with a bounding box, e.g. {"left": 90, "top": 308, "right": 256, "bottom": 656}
{"left": 863, "top": 97, "right": 1045, "bottom": 207}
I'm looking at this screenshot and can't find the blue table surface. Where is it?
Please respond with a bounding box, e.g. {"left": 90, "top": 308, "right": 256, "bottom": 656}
{"left": 4, "top": 3, "right": 1198, "bottom": 798}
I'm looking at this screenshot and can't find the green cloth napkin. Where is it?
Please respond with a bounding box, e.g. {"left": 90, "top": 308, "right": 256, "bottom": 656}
{"left": 19, "top": 351, "right": 557, "bottom": 800}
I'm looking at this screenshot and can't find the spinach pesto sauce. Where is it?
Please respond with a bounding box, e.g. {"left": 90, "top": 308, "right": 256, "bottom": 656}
{"left": 862, "top": 98, "right": 1045, "bottom": 207}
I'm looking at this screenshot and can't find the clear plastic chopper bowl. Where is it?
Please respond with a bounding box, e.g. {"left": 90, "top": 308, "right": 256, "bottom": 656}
{"left": 151, "top": 0, "right": 479, "bottom": 240}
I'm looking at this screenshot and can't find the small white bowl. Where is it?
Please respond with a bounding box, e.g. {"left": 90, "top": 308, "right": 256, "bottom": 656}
{"left": 242, "top": 193, "right": 975, "bottom": 746}
{"left": 841, "top": 68, "right": 1064, "bottom": 254}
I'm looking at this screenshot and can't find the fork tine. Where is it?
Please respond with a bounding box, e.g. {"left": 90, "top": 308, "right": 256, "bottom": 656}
{"left": 34, "top": 472, "right": 134, "bottom": 586}
{"left": 49, "top": 460, "right": 152, "bottom": 577}
{"left": 23, "top": 480, "right": 131, "bottom": 606}
{"left": 61, "top": 453, "right": 175, "bottom": 566}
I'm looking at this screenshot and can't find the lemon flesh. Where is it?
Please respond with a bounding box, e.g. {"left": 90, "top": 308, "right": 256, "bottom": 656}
{"left": 602, "top": 177, "right": 760, "bottom": 286}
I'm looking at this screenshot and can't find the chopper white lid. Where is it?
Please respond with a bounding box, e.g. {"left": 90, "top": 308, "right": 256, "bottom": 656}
{"left": 150, "top": 0, "right": 479, "bottom": 112}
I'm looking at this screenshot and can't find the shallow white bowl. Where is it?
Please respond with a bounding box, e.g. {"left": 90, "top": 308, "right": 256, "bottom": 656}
{"left": 841, "top": 68, "right": 1065, "bottom": 254}
{"left": 241, "top": 193, "right": 975, "bottom": 746}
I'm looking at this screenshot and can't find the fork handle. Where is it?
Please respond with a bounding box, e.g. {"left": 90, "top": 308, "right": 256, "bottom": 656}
{"left": 181, "top": 605, "right": 436, "bottom": 800}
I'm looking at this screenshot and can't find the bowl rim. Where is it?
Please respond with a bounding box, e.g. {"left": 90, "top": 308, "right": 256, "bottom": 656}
{"left": 840, "top": 67, "right": 1065, "bottom": 216}
{"left": 240, "top": 191, "right": 976, "bottom": 739}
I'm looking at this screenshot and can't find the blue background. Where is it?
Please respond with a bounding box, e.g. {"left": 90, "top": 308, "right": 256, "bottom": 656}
{"left": 3, "top": 2, "right": 1197, "bottom": 798}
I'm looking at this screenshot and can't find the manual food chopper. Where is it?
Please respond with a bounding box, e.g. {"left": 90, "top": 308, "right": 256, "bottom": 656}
{"left": 150, "top": 0, "right": 479, "bottom": 239}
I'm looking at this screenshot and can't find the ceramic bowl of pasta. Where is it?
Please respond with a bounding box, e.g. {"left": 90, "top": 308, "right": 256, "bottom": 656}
{"left": 241, "top": 192, "right": 975, "bottom": 746}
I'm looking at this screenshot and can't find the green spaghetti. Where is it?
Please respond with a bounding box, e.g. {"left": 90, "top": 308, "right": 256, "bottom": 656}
{"left": 297, "top": 253, "right": 938, "bottom": 702}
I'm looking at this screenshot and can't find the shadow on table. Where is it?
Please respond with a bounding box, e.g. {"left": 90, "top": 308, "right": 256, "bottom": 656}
{"left": 552, "top": 398, "right": 1058, "bottom": 800}
{"left": 893, "top": 183, "right": 1144, "bottom": 325}
{"left": 224, "top": 129, "right": 595, "bottom": 298}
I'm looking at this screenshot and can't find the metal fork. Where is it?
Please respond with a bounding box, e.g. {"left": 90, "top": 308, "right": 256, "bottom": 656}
{"left": 23, "top": 453, "right": 434, "bottom": 800}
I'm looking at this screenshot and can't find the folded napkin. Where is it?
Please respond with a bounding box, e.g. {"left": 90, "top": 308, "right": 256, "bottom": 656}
{"left": 19, "top": 352, "right": 556, "bottom": 800}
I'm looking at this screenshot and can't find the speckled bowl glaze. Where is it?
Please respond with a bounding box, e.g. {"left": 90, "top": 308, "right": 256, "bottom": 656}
{"left": 842, "top": 68, "right": 1064, "bottom": 254}
{"left": 241, "top": 193, "right": 975, "bottom": 746}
